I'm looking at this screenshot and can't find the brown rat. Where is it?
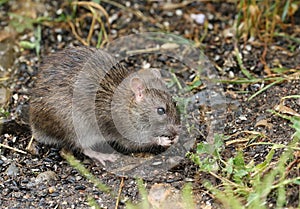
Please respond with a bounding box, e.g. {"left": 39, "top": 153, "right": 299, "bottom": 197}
{"left": 29, "top": 47, "right": 180, "bottom": 165}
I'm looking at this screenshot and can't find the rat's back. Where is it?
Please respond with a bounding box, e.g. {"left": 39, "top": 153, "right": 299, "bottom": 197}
{"left": 29, "top": 47, "right": 117, "bottom": 149}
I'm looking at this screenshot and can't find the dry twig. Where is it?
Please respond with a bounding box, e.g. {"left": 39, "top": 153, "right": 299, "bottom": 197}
{"left": 0, "top": 143, "right": 27, "bottom": 154}
{"left": 115, "top": 177, "right": 124, "bottom": 209}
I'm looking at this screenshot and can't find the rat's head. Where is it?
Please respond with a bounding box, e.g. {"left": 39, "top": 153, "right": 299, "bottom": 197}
{"left": 111, "top": 69, "right": 180, "bottom": 146}
{"left": 129, "top": 76, "right": 180, "bottom": 141}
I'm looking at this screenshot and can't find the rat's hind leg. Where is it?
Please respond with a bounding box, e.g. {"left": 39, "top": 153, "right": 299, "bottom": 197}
{"left": 31, "top": 127, "right": 62, "bottom": 146}
{"left": 83, "top": 148, "right": 119, "bottom": 166}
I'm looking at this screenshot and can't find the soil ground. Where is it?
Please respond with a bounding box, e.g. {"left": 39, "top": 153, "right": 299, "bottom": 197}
{"left": 0, "top": 1, "right": 299, "bottom": 208}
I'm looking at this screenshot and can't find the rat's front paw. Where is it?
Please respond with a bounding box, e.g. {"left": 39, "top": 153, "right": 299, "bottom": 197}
{"left": 83, "top": 148, "right": 119, "bottom": 166}
{"left": 156, "top": 135, "right": 178, "bottom": 147}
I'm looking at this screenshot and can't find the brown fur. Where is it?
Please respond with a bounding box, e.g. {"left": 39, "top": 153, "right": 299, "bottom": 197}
{"left": 30, "top": 47, "right": 180, "bottom": 155}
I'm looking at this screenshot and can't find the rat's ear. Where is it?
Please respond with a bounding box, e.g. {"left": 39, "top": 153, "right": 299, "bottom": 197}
{"left": 149, "top": 68, "right": 161, "bottom": 79}
{"left": 130, "top": 77, "right": 145, "bottom": 103}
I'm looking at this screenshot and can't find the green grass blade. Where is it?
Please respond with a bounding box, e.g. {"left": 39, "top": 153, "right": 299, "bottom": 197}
{"left": 182, "top": 183, "right": 196, "bottom": 209}
{"left": 248, "top": 78, "right": 284, "bottom": 101}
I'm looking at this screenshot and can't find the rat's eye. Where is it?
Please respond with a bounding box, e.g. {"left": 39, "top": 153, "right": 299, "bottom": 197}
{"left": 157, "top": 107, "right": 166, "bottom": 115}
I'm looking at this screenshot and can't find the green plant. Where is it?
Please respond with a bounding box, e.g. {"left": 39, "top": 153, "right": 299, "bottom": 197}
{"left": 187, "top": 134, "right": 226, "bottom": 173}
{"left": 0, "top": 0, "right": 9, "bottom": 6}
{"left": 234, "top": 45, "right": 253, "bottom": 80}
{"left": 188, "top": 116, "right": 300, "bottom": 209}
{"left": 234, "top": 0, "right": 299, "bottom": 74}
{"left": 235, "top": 0, "right": 299, "bottom": 42}
{"left": 61, "top": 152, "right": 116, "bottom": 208}
{"left": 9, "top": 12, "right": 51, "bottom": 33}
{"left": 218, "top": 71, "right": 298, "bottom": 100}
{"left": 126, "top": 179, "right": 151, "bottom": 209}
{"left": 19, "top": 24, "right": 42, "bottom": 57}
{"left": 9, "top": 1, "right": 110, "bottom": 49}
{"left": 8, "top": 11, "right": 50, "bottom": 56}
{"left": 67, "top": 1, "right": 110, "bottom": 47}
{"left": 0, "top": 107, "right": 9, "bottom": 119}
{"left": 61, "top": 152, "right": 112, "bottom": 194}
{"left": 182, "top": 183, "right": 197, "bottom": 209}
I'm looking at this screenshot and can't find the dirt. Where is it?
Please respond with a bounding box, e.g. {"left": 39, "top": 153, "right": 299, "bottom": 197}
{"left": 0, "top": 1, "right": 299, "bottom": 208}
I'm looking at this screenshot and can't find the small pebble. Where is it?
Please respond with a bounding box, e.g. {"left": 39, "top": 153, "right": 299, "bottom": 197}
{"left": 5, "top": 163, "right": 19, "bottom": 176}
{"left": 142, "top": 62, "right": 151, "bottom": 69}
{"left": 185, "top": 178, "right": 194, "bottom": 182}
{"left": 54, "top": 28, "right": 63, "bottom": 33}
{"left": 109, "top": 13, "right": 119, "bottom": 24}
{"left": 242, "top": 50, "right": 249, "bottom": 55}
{"left": 13, "top": 191, "right": 22, "bottom": 198}
{"left": 239, "top": 115, "right": 247, "bottom": 121}
{"left": 228, "top": 71, "right": 235, "bottom": 78}
{"left": 35, "top": 171, "right": 58, "bottom": 183}
{"left": 214, "top": 55, "right": 221, "bottom": 61}
{"left": 48, "top": 186, "right": 56, "bottom": 194}
{"left": 175, "top": 9, "right": 182, "bottom": 16}
{"left": 191, "top": 13, "right": 205, "bottom": 25}
{"left": 163, "top": 21, "right": 170, "bottom": 27}
{"left": 75, "top": 185, "right": 86, "bottom": 190}
{"left": 208, "top": 23, "right": 213, "bottom": 30}
{"left": 49, "top": 192, "right": 59, "bottom": 197}
{"left": 166, "top": 11, "right": 173, "bottom": 17}
{"left": 30, "top": 36, "right": 36, "bottom": 43}
{"left": 12, "top": 136, "right": 17, "bottom": 143}
{"left": 152, "top": 161, "right": 162, "bottom": 166}
{"left": 57, "top": 34, "right": 62, "bottom": 42}
{"left": 67, "top": 176, "right": 75, "bottom": 183}
{"left": 31, "top": 168, "right": 40, "bottom": 172}
{"left": 245, "top": 45, "right": 252, "bottom": 51}
{"left": 125, "top": 1, "right": 130, "bottom": 7}
{"left": 12, "top": 93, "right": 18, "bottom": 101}
{"left": 56, "top": 8, "right": 63, "bottom": 15}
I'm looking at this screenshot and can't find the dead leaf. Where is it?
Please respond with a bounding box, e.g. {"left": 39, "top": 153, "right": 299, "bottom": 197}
{"left": 161, "top": 1, "right": 192, "bottom": 10}
{"left": 161, "top": 43, "right": 179, "bottom": 50}
{"left": 255, "top": 119, "right": 273, "bottom": 130}
{"left": 274, "top": 104, "right": 300, "bottom": 117}
{"left": 0, "top": 31, "right": 12, "bottom": 42}
{"left": 294, "top": 151, "right": 300, "bottom": 158}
